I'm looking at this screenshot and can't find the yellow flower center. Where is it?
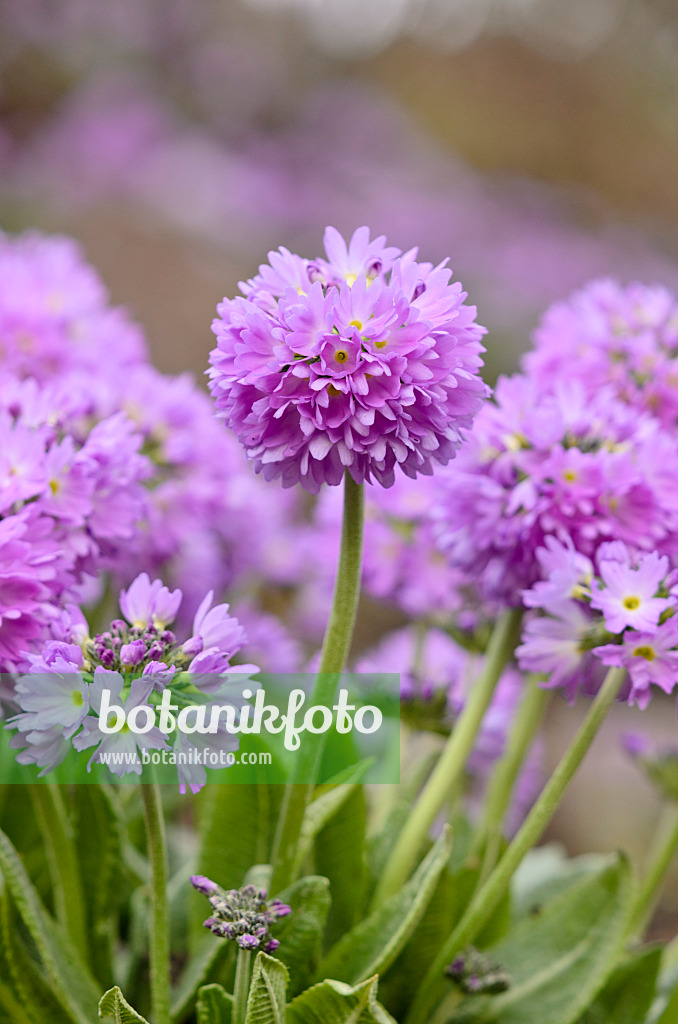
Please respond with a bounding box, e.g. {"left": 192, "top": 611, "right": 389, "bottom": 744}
{"left": 623, "top": 596, "right": 641, "bottom": 610}
{"left": 72, "top": 690, "right": 84, "bottom": 707}
{"left": 563, "top": 469, "right": 578, "bottom": 483}
{"left": 334, "top": 349, "right": 349, "bottom": 364}
{"left": 632, "top": 646, "right": 656, "bottom": 661}
{"left": 349, "top": 319, "right": 363, "bottom": 331}
{"left": 49, "top": 478, "right": 60, "bottom": 495}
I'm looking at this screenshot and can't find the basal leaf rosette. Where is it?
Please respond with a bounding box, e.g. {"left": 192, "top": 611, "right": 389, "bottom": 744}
{"left": 208, "top": 226, "right": 489, "bottom": 493}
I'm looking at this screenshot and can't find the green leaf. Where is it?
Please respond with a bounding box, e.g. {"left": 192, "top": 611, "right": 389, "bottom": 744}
{"left": 366, "top": 754, "right": 439, "bottom": 891}
{"left": 377, "top": 860, "right": 457, "bottom": 1018}
{"left": 447, "top": 854, "right": 633, "bottom": 1024}
{"left": 317, "top": 824, "right": 453, "bottom": 986}
{"left": 198, "top": 784, "right": 283, "bottom": 893}
{"left": 653, "top": 977, "right": 678, "bottom": 1024}
{"left": 196, "top": 983, "right": 233, "bottom": 1024}
{"left": 274, "top": 876, "right": 331, "bottom": 995}
{"left": 72, "top": 785, "right": 125, "bottom": 986}
{"left": 377, "top": 822, "right": 507, "bottom": 1020}
{"left": 287, "top": 975, "right": 397, "bottom": 1024}
{"left": 294, "top": 782, "right": 362, "bottom": 876}
{"left": 511, "top": 845, "right": 612, "bottom": 922}
{"left": 314, "top": 787, "right": 367, "bottom": 946}
{"left": 0, "top": 826, "right": 101, "bottom": 1024}
{"left": 98, "top": 986, "right": 150, "bottom": 1024}
{"left": 0, "top": 979, "right": 37, "bottom": 1024}
{"left": 244, "top": 951, "right": 288, "bottom": 1024}
{"left": 575, "top": 947, "right": 662, "bottom": 1024}
{"left": 0, "top": 884, "right": 74, "bottom": 1024}
{"left": 634, "top": 950, "right": 678, "bottom": 1024}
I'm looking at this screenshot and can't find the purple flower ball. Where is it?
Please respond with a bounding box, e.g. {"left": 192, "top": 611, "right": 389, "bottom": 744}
{"left": 208, "top": 226, "right": 489, "bottom": 493}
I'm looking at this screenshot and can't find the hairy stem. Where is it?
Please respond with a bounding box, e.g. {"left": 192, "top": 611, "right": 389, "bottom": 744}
{"left": 474, "top": 679, "right": 551, "bottom": 884}
{"left": 232, "top": 947, "right": 253, "bottom": 1024}
{"left": 373, "top": 608, "right": 523, "bottom": 908}
{"left": 270, "top": 472, "right": 364, "bottom": 894}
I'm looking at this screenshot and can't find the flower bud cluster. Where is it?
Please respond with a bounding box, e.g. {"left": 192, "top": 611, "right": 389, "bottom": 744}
{"left": 446, "top": 947, "right": 511, "bottom": 995}
{"left": 83, "top": 622, "right": 177, "bottom": 673}
{"left": 190, "top": 876, "right": 291, "bottom": 951}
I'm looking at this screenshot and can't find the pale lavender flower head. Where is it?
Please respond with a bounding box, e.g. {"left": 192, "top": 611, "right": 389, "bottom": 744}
{"left": 0, "top": 374, "right": 151, "bottom": 671}
{"left": 518, "top": 538, "right": 678, "bottom": 708}
{"left": 432, "top": 373, "right": 678, "bottom": 604}
{"left": 7, "top": 573, "right": 257, "bottom": 788}
{"left": 0, "top": 230, "right": 306, "bottom": 652}
{"left": 0, "top": 231, "right": 146, "bottom": 381}
{"left": 209, "top": 226, "right": 489, "bottom": 493}
{"left": 526, "top": 279, "right": 678, "bottom": 429}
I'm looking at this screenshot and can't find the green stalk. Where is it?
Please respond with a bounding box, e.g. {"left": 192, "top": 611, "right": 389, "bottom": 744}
{"left": 627, "top": 803, "right": 678, "bottom": 941}
{"left": 231, "top": 947, "right": 253, "bottom": 1024}
{"left": 29, "top": 784, "right": 87, "bottom": 960}
{"left": 372, "top": 608, "right": 523, "bottom": 909}
{"left": 141, "top": 784, "right": 171, "bottom": 1024}
{"left": 270, "top": 472, "right": 364, "bottom": 894}
{"left": 473, "top": 679, "right": 551, "bottom": 883}
{"left": 429, "top": 988, "right": 463, "bottom": 1024}
{"left": 406, "top": 666, "right": 627, "bottom": 1024}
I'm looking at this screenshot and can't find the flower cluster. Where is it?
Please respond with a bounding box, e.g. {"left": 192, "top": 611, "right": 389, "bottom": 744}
{"left": 91, "top": 364, "right": 304, "bottom": 623}
{"left": 526, "top": 279, "right": 678, "bottom": 429}
{"left": 209, "top": 226, "right": 489, "bottom": 493}
{"left": 6, "top": 573, "right": 258, "bottom": 792}
{"left": 190, "top": 876, "right": 291, "bottom": 951}
{"left": 517, "top": 538, "right": 678, "bottom": 707}
{"left": 0, "top": 230, "right": 146, "bottom": 380}
{"left": 446, "top": 947, "right": 511, "bottom": 996}
{"left": 0, "top": 230, "right": 304, "bottom": 665}
{"left": 432, "top": 373, "right": 678, "bottom": 604}
{"left": 0, "top": 375, "right": 150, "bottom": 670}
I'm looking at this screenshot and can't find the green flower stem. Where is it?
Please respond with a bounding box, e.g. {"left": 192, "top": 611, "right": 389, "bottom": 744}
{"left": 372, "top": 608, "right": 523, "bottom": 909}
{"left": 232, "top": 947, "right": 253, "bottom": 1024}
{"left": 627, "top": 802, "right": 678, "bottom": 941}
{"left": 270, "top": 472, "right": 364, "bottom": 895}
{"left": 473, "top": 678, "right": 551, "bottom": 883}
{"left": 429, "top": 988, "right": 463, "bottom": 1024}
{"left": 141, "top": 783, "right": 171, "bottom": 1024}
{"left": 406, "top": 666, "right": 627, "bottom": 1024}
{"left": 29, "top": 784, "right": 87, "bottom": 960}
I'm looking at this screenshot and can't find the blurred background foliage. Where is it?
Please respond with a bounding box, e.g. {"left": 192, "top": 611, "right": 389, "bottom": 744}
{"left": 2, "top": 0, "right": 678, "bottom": 929}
